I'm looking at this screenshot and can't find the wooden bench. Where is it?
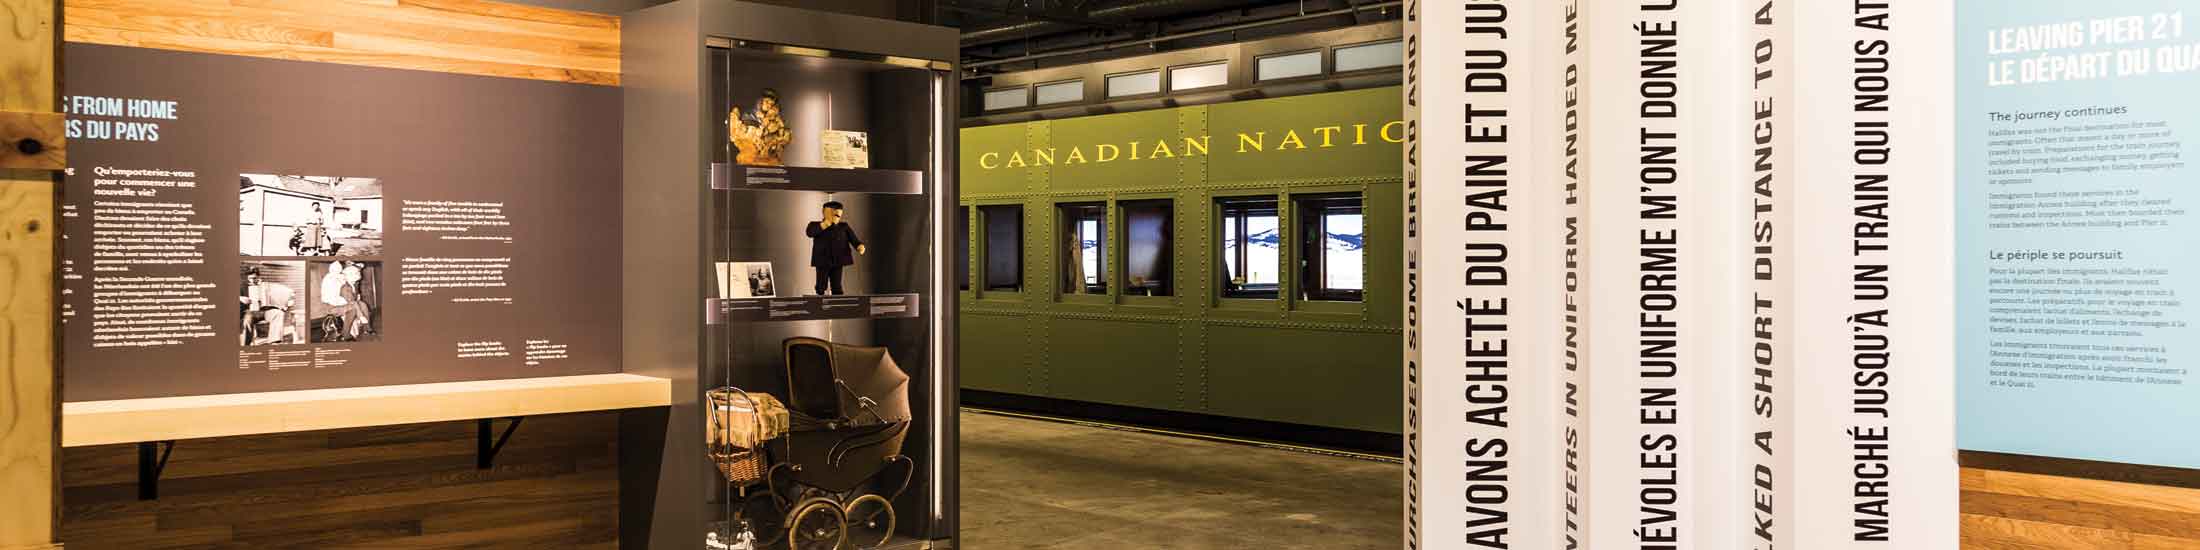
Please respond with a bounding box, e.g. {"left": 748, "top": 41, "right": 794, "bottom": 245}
{"left": 62, "top": 373, "right": 671, "bottom": 499}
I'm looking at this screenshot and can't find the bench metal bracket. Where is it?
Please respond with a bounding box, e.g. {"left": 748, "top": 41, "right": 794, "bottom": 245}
{"left": 477, "top": 416, "right": 525, "bottom": 469}
{"left": 137, "top": 440, "right": 175, "bottom": 500}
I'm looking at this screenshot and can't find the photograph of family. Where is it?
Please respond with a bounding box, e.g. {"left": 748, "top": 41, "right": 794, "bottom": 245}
{"left": 239, "top": 174, "right": 384, "bottom": 257}
{"left": 717, "top": 261, "right": 777, "bottom": 298}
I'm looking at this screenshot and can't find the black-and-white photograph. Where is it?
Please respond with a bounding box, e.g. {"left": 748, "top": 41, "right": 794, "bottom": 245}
{"left": 740, "top": 261, "right": 776, "bottom": 298}
{"left": 717, "top": 261, "right": 777, "bottom": 298}
{"left": 239, "top": 261, "right": 308, "bottom": 347}
{"left": 240, "top": 174, "right": 384, "bottom": 257}
{"left": 307, "top": 260, "right": 384, "bottom": 343}
{"left": 821, "top": 129, "right": 870, "bottom": 169}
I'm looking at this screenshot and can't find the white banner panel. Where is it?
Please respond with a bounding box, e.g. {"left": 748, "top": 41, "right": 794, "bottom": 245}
{"left": 1786, "top": 0, "right": 1959, "bottom": 547}
{"left": 1409, "top": 0, "right": 1956, "bottom": 548}
{"left": 1746, "top": 2, "right": 1794, "bottom": 550}
{"left": 1405, "top": 0, "right": 1565, "bottom": 547}
{"left": 1582, "top": 0, "right": 1751, "bottom": 548}
{"left": 1547, "top": 1, "right": 1594, "bottom": 548}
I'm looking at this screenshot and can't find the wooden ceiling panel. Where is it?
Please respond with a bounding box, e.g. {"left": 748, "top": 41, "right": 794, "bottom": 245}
{"left": 65, "top": 0, "right": 621, "bottom": 85}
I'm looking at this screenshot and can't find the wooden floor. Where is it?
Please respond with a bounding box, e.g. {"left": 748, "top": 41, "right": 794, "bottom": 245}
{"left": 1962, "top": 466, "right": 2200, "bottom": 549}
{"left": 60, "top": 411, "right": 622, "bottom": 549}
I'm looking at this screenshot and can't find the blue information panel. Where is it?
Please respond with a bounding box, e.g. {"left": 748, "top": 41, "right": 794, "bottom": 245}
{"left": 1958, "top": 0, "right": 2200, "bottom": 468}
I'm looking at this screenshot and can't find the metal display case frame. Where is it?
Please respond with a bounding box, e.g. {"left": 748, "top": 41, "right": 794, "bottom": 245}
{"left": 620, "top": 2, "right": 959, "bottom": 548}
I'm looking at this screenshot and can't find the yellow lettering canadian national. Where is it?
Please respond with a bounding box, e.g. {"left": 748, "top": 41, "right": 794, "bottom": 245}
{"left": 978, "top": 121, "right": 1406, "bottom": 170}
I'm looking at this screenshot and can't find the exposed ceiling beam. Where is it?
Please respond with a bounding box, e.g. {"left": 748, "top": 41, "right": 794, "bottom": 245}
{"left": 963, "top": 0, "right": 1399, "bottom": 73}
{"left": 942, "top": 2, "right": 1132, "bottom": 32}
{"left": 957, "top": 0, "right": 1275, "bottom": 46}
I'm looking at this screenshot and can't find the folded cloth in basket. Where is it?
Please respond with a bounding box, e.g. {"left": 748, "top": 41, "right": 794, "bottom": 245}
{"left": 749, "top": 392, "right": 790, "bottom": 440}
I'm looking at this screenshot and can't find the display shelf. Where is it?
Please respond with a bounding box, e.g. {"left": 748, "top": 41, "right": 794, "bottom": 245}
{"left": 63, "top": 373, "right": 671, "bottom": 447}
{"left": 711, "top": 163, "right": 925, "bottom": 194}
{"left": 705, "top": 293, "right": 920, "bottom": 324}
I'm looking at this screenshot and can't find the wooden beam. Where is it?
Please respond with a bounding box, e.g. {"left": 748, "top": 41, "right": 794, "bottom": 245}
{"left": 0, "top": 0, "right": 61, "bottom": 548}
{"left": 0, "top": 110, "right": 64, "bottom": 171}
{"left": 62, "top": 0, "right": 621, "bottom": 86}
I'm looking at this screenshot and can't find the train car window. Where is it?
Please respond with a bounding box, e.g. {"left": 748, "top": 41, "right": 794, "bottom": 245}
{"left": 1034, "top": 79, "right": 1085, "bottom": 105}
{"left": 1058, "top": 203, "right": 1108, "bottom": 295}
{"left": 981, "top": 204, "right": 1024, "bottom": 292}
{"left": 1334, "top": 39, "right": 1406, "bottom": 73}
{"left": 1217, "top": 197, "right": 1280, "bottom": 299}
{"left": 1121, "top": 199, "right": 1174, "bottom": 296}
{"left": 957, "top": 206, "right": 971, "bottom": 291}
{"left": 1296, "top": 193, "right": 1365, "bottom": 302}
{"left": 982, "top": 87, "right": 1029, "bottom": 111}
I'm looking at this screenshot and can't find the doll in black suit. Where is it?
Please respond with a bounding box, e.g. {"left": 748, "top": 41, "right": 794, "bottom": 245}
{"left": 805, "top": 201, "right": 865, "bottom": 295}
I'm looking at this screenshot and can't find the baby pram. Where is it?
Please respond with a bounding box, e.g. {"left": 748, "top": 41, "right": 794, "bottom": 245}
{"left": 709, "top": 337, "right": 915, "bottom": 550}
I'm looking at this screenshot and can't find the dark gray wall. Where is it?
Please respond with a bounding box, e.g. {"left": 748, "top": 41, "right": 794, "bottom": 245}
{"left": 616, "top": 2, "right": 705, "bottom": 548}
{"left": 60, "top": 43, "right": 625, "bottom": 401}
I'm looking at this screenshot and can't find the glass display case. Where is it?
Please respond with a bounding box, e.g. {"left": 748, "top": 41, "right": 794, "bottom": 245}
{"left": 701, "top": 42, "right": 950, "bottom": 550}
{"left": 620, "top": 3, "right": 957, "bottom": 549}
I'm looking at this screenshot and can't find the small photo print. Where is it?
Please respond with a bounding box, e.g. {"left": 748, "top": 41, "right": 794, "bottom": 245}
{"left": 240, "top": 174, "right": 383, "bottom": 257}
{"left": 741, "top": 262, "right": 777, "bottom": 298}
{"left": 307, "top": 260, "right": 383, "bottom": 343}
{"left": 716, "top": 261, "right": 776, "bottom": 298}
{"left": 240, "top": 261, "right": 308, "bottom": 347}
{"left": 821, "top": 129, "right": 870, "bottom": 169}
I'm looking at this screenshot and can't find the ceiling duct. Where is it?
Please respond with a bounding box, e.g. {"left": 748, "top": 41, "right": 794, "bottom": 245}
{"left": 964, "top": 0, "right": 1395, "bottom": 71}
{"left": 958, "top": 0, "right": 1272, "bottom": 46}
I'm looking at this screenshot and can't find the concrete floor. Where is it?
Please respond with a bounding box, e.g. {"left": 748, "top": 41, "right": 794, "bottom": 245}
{"left": 958, "top": 411, "right": 1402, "bottom": 549}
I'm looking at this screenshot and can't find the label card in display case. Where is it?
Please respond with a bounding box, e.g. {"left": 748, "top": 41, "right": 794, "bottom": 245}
{"left": 711, "top": 163, "right": 924, "bottom": 194}
{"left": 706, "top": 293, "right": 921, "bottom": 324}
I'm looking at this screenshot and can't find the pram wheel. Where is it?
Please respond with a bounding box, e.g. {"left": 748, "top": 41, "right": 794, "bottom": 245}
{"left": 786, "top": 498, "right": 847, "bottom": 550}
{"left": 842, "top": 494, "right": 896, "bottom": 549}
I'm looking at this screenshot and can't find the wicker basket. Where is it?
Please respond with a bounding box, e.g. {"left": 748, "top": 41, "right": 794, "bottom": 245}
{"left": 713, "top": 452, "right": 768, "bottom": 486}
{"left": 706, "top": 387, "right": 781, "bottom": 486}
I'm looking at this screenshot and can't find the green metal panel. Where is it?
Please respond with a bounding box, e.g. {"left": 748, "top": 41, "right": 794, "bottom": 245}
{"left": 1205, "top": 87, "right": 1405, "bottom": 186}
{"left": 1357, "top": 184, "right": 1405, "bottom": 324}
{"left": 961, "top": 123, "right": 1034, "bottom": 195}
{"left": 1204, "top": 325, "right": 1402, "bottom": 433}
{"left": 1042, "top": 109, "right": 1185, "bottom": 194}
{"left": 960, "top": 312, "right": 1034, "bottom": 393}
{"left": 958, "top": 87, "right": 1404, "bottom": 435}
{"left": 1043, "top": 317, "right": 1181, "bottom": 410}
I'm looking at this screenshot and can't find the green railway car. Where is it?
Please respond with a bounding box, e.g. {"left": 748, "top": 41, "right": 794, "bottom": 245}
{"left": 956, "top": 87, "right": 1404, "bottom": 447}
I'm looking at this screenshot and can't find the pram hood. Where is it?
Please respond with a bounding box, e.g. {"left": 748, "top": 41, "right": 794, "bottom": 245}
{"left": 783, "top": 337, "right": 912, "bottom": 425}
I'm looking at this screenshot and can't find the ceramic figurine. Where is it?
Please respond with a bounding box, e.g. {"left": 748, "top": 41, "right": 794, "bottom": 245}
{"left": 730, "top": 89, "right": 792, "bottom": 166}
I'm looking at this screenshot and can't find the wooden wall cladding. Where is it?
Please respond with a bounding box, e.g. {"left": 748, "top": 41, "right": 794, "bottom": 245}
{"left": 60, "top": 411, "right": 621, "bottom": 548}
{"left": 0, "top": 0, "right": 61, "bottom": 547}
{"left": 1962, "top": 466, "right": 2200, "bottom": 549}
{"left": 63, "top": 0, "right": 620, "bottom": 85}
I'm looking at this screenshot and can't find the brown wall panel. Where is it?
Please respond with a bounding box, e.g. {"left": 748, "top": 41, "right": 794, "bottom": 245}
{"left": 61, "top": 411, "right": 623, "bottom": 548}
{"left": 64, "top": 0, "right": 620, "bottom": 85}
{"left": 50, "top": 0, "right": 630, "bottom": 547}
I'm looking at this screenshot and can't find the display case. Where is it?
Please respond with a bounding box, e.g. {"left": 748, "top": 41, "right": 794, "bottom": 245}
{"left": 621, "top": 3, "right": 958, "bottom": 549}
